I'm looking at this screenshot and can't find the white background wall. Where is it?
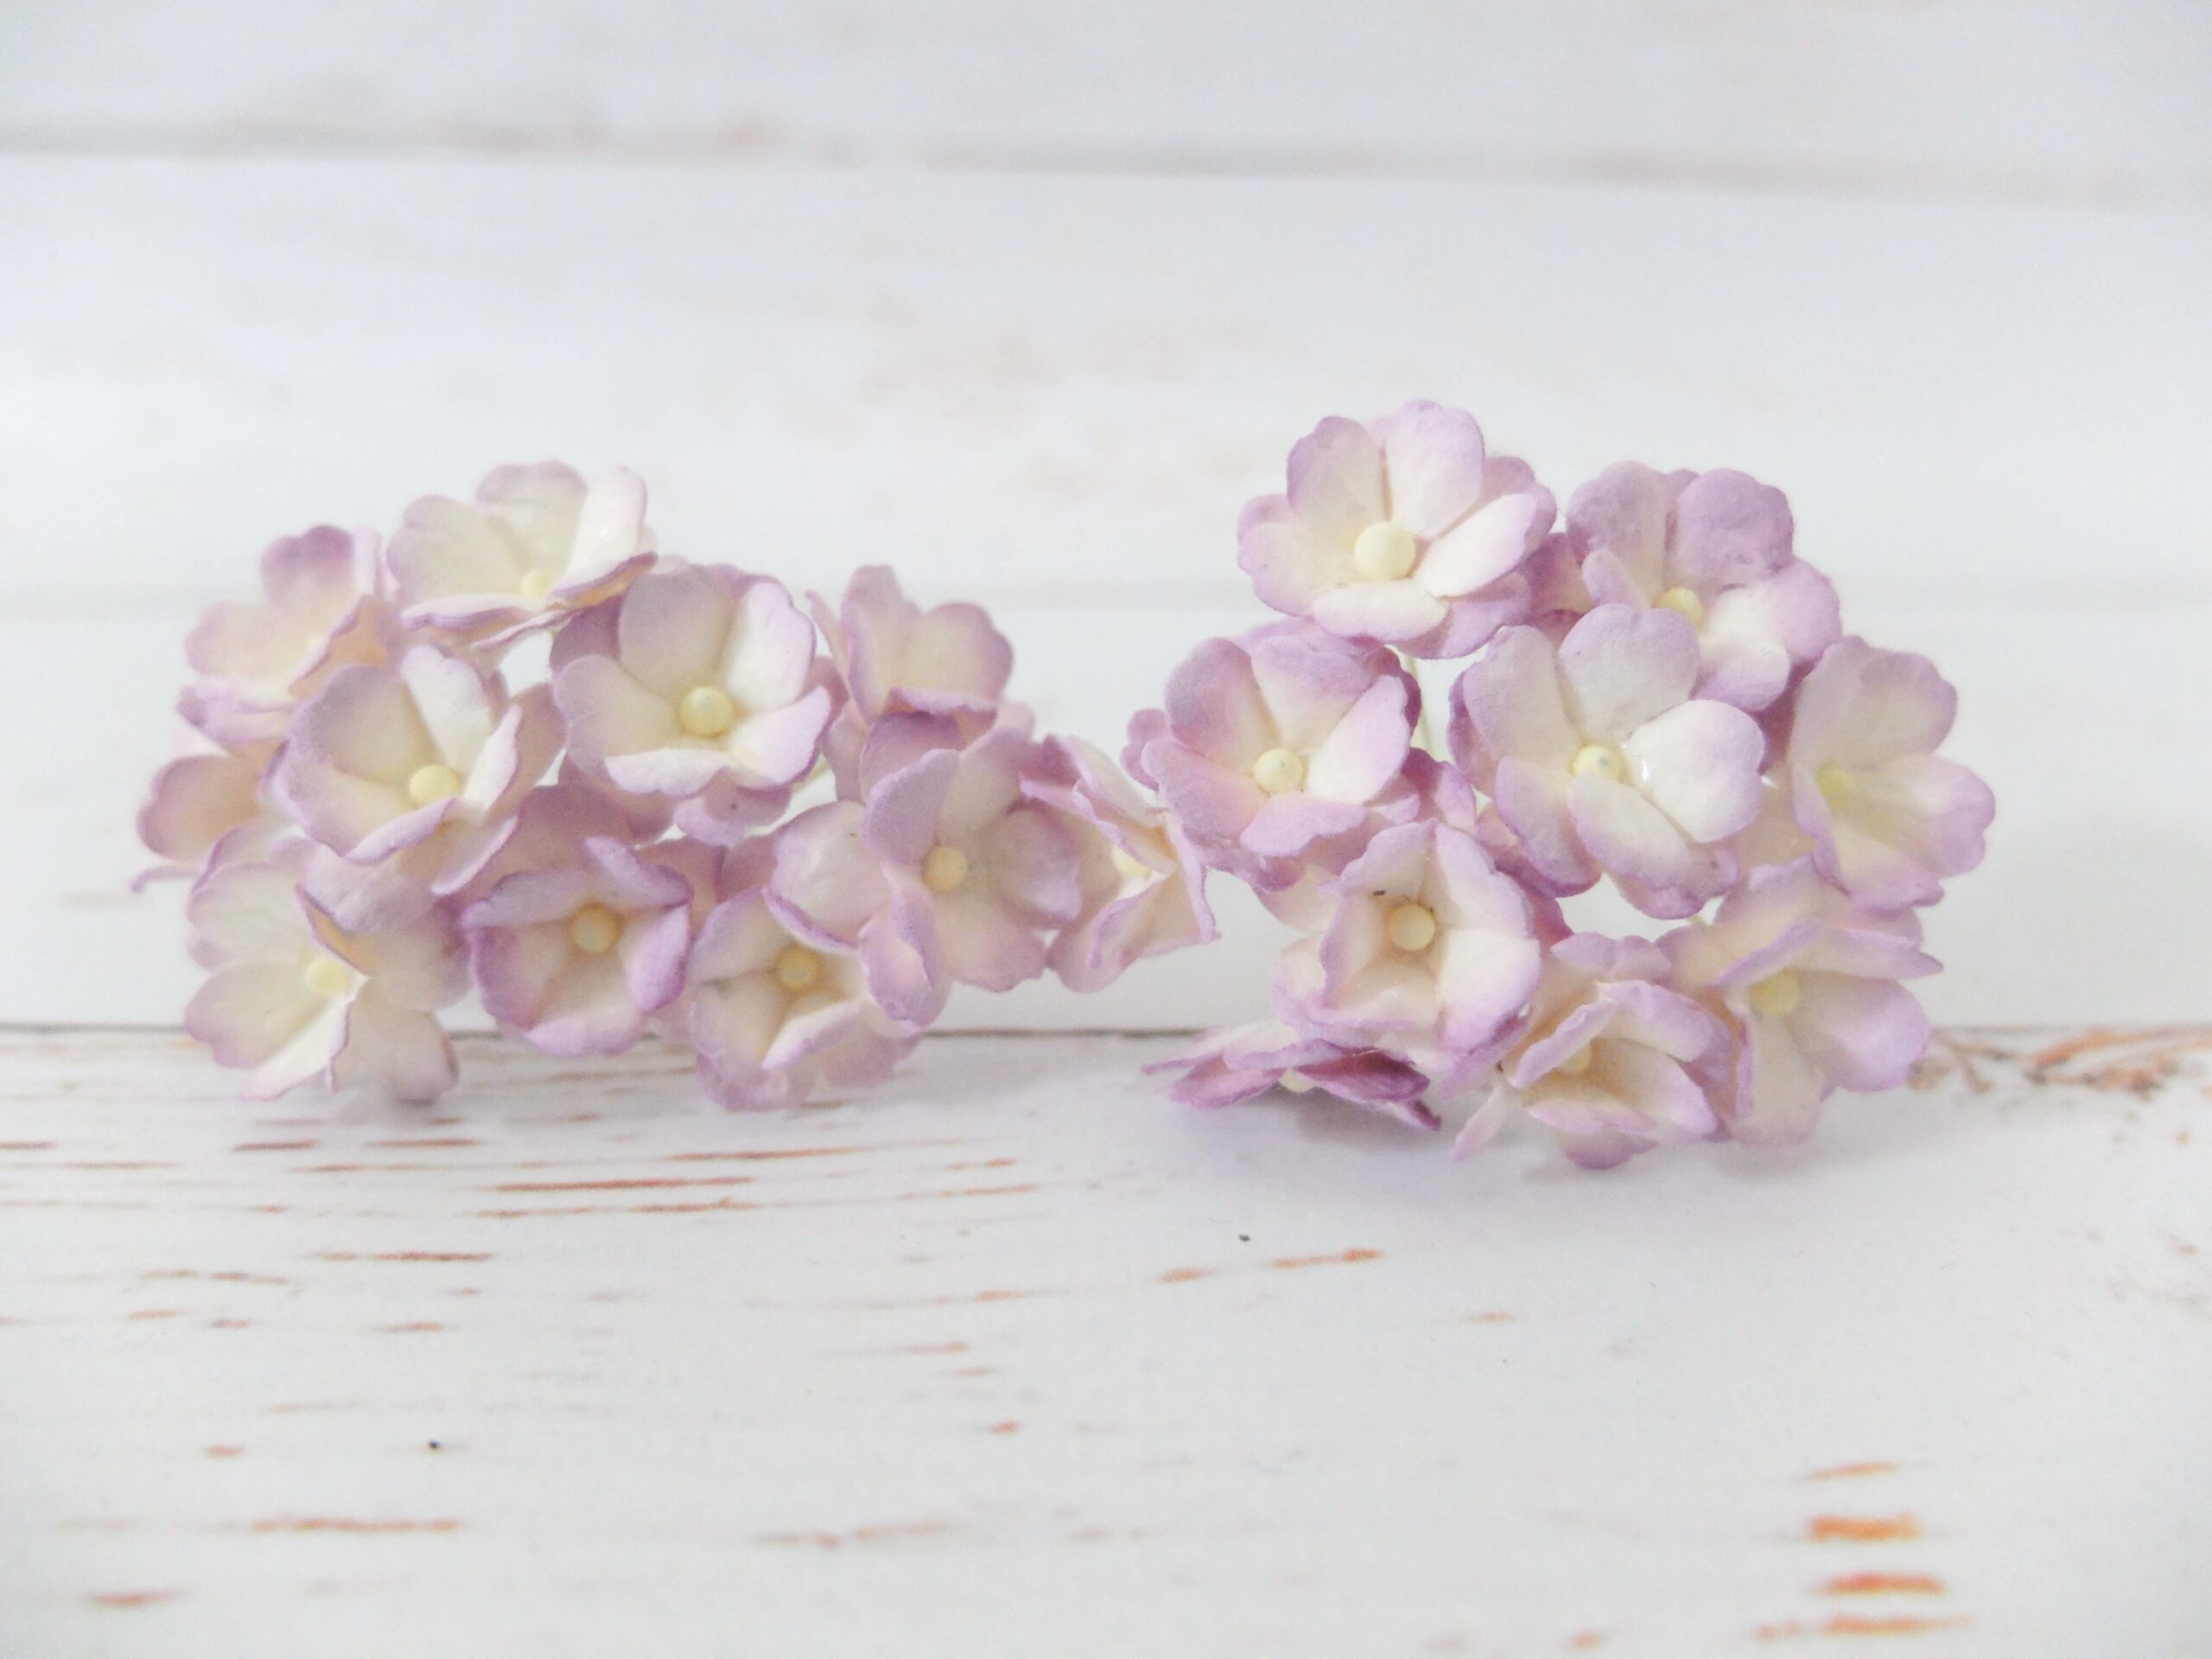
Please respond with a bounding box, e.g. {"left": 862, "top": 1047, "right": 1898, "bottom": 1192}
{"left": 3, "top": 0, "right": 2207, "bottom": 1029}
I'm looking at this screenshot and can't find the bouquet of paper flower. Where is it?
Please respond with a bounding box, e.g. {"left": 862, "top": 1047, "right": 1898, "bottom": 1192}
{"left": 1138, "top": 403, "right": 1993, "bottom": 1166}
{"left": 142, "top": 465, "right": 1210, "bottom": 1109}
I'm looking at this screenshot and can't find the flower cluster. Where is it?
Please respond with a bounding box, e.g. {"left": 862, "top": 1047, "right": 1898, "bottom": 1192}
{"left": 1146, "top": 403, "right": 1993, "bottom": 1166}
{"left": 144, "top": 465, "right": 1214, "bottom": 1109}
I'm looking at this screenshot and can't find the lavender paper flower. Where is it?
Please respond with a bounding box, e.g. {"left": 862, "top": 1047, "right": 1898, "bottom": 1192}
{"left": 1147, "top": 1020, "right": 1437, "bottom": 1128}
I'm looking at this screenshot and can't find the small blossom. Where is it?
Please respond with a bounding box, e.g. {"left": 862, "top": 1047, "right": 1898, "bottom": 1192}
{"left": 1455, "top": 935, "right": 1722, "bottom": 1168}
{"left": 464, "top": 836, "right": 693, "bottom": 1057}
{"left": 1450, "top": 604, "right": 1764, "bottom": 916}
{"left": 184, "top": 850, "right": 465, "bottom": 1102}
{"left": 767, "top": 800, "right": 946, "bottom": 1027}
{"left": 686, "top": 887, "right": 918, "bottom": 1110}
{"left": 1663, "top": 858, "right": 1940, "bottom": 1145}
{"left": 552, "top": 564, "right": 837, "bottom": 843}
{"left": 1024, "top": 736, "right": 1214, "bottom": 991}
{"left": 385, "top": 463, "right": 654, "bottom": 643}
{"left": 1565, "top": 463, "right": 1840, "bottom": 710}
{"left": 1146, "top": 1020, "right": 1437, "bottom": 1128}
{"left": 271, "top": 645, "right": 559, "bottom": 911}
{"left": 1238, "top": 402, "right": 1554, "bottom": 658}
{"left": 1138, "top": 621, "right": 1417, "bottom": 885}
{"left": 1783, "top": 638, "right": 1994, "bottom": 908}
{"left": 137, "top": 741, "right": 276, "bottom": 877}
{"left": 1275, "top": 820, "right": 1544, "bottom": 1073}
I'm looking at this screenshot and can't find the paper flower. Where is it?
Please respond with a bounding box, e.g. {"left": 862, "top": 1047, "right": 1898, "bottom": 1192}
{"left": 1274, "top": 821, "right": 1545, "bottom": 1074}
{"left": 1136, "top": 622, "right": 1417, "bottom": 885}
{"left": 552, "top": 563, "right": 838, "bottom": 842}
{"left": 1662, "top": 859, "right": 1940, "bottom": 1144}
{"left": 1146, "top": 1020, "right": 1437, "bottom": 1128}
{"left": 1238, "top": 402, "right": 1554, "bottom": 658}
{"left": 1455, "top": 934, "right": 1722, "bottom": 1168}
{"left": 185, "top": 849, "right": 465, "bottom": 1102}
{"left": 463, "top": 836, "right": 693, "bottom": 1057}
{"left": 1783, "top": 639, "right": 1995, "bottom": 909}
{"left": 1450, "top": 605, "right": 1764, "bottom": 916}
{"left": 385, "top": 463, "right": 654, "bottom": 642}
{"left": 1025, "top": 736, "right": 1215, "bottom": 991}
{"left": 685, "top": 887, "right": 918, "bottom": 1110}
{"left": 1563, "top": 463, "right": 1840, "bottom": 710}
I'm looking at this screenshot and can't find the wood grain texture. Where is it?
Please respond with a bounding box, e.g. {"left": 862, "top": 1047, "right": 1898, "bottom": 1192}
{"left": 1, "top": 1027, "right": 2207, "bottom": 1656}
{"left": 3, "top": 0, "right": 2206, "bottom": 204}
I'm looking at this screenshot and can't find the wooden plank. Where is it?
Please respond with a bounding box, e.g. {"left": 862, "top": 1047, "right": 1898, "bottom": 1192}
{"left": 1, "top": 1027, "right": 2206, "bottom": 1655}
{"left": 3, "top": 159, "right": 2206, "bottom": 613}
{"left": 3, "top": 0, "right": 2206, "bottom": 202}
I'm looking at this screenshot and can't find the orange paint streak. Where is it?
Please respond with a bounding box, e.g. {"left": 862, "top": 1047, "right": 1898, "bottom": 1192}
{"left": 1822, "top": 1573, "right": 1944, "bottom": 1597}
{"left": 1468, "top": 1311, "right": 1515, "bottom": 1324}
{"left": 1808, "top": 1462, "right": 1898, "bottom": 1481}
{"left": 1808, "top": 1515, "right": 1920, "bottom": 1542}
{"left": 368, "top": 1137, "right": 480, "bottom": 1148}
{"left": 1159, "top": 1267, "right": 1209, "bottom": 1283}
{"left": 232, "top": 1141, "right": 316, "bottom": 1152}
{"left": 492, "top": 1175, "right": 753, "bottom": 1193}
{"left": 664, "top": 1147, "right": 860, "bottom": 1163}
{"left": 378, "top": 1322, "right": 449, "bottom": 1333}
{"left": 88, "top": 1590, "right": 181, "bottom": 1608}
{"left": 1271, "top": 1248, "right": 1383, "bottom": 1269}
{"left": 207, "top": 1446, "right": 243, "bottom": 1458}
{"left": 986, "top": 1420, "right": 1020, "bottom": 1434}
{"left": 1568, "top": 1636, "right": 1608, "bottom": 1651}
{"left": 249, "top": 1517, "right": 462, "bottom": 1534}
{"left": 1824, "top": 1614, "right": 1967, "bottom": 1637}
{"left": 372, "top": 1251, "right": 492, "bottom": 1262}
{"left": 0, "top": 1141, "right": 55, "bottom": 1151}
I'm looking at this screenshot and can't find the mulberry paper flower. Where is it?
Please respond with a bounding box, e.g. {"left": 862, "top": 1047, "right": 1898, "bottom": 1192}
{"left": 1238, "top": 402, "right": 1554, "bottom": 658}
{"left": 1139, "top": 622, "right": 1416, "bottom": 884}
{"left": 1455, "top": 935, "right": 1722, "bottom": 1168}
{"left": 552, "top": 564, "right": 837, "bottom": 842}
{"left": 464, "top": 836, "right": 693, "bottom": 1057}
{"left": 686, "top": 887, "right": 918, "bottom": 1110}
{"left": 1565, "top": 463, "right": 1840, "bottom": 711}
{"left": 1451, "top": 605, "right": 1764, "bottom": 916}
{"left": 1663, "top": 858, "right": 1939, "bottom": 1144}
{"left": 1147, "top": 1020, "right": 1437, "bottom": 1128}
{"left": 1783, "top": 639, "right": 1994, "bottom": 909}
{"left": 386, "top": 463, "right": 654, "bottom": 642}
{"left": 1025, "top": 736, "right": 1214, "bottom": 991}
{"left": 185, "top": 851, "right": 465, "bottom": 1102}
{"left": 1275, "top": 821, "right": 1544, "bottom": 1073}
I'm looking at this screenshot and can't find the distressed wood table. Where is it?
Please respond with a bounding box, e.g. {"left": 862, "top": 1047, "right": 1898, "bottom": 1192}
{"left": 3, "top": 1026, "right": 2205, "bottom": 1655}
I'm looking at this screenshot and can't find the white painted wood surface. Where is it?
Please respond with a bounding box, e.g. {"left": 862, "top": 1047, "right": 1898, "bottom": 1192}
{"left": 2, "top": 1027, "right": 2207, "bottom": 1656}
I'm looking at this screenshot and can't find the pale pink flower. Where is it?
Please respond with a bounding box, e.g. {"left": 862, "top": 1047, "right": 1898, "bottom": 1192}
{"left": 1146, "top": 1020, "right": 1436, "bottom": 1128}
{"left": 1274, "top": 821, "right": 1544, "bottom": 1073}
{"left": 385, "top": 463, "right": 654, "bottom": 643}
{"left": 1449, "top": 605, "right": 1764, "bottom": 916}
{"left": 1238, "top": 402, "right": 1554, "bottom": 658}
{"left": 185, "top": 849, "right": 465, "bottom": 1103}
{"left": 138, "top": 741, "right": 276, "bottom": 877}
{"left": 463, "top": 836, "right": 693, "bottom": 1057}
{"left": 551, "top": 564, "right": 837, "bottom": 843}
{"left": 1663, "top": 858, "right": 1940, "bottom": 1145}
{"left": 1564, "top": 463, "right": 1840, "bottom": 710}
{"left": 1024, "top": 736, "right": 1214, "bottom": 991}
{"left": 1454, "top": 935, "right": 1723, "bottom": 1169}
{"left": 270, "top": 645, "right": 559, "bottom": 917}
{"left": 1783, "top": 639, "right": 1994, "bottom": 909}
{"left": 685, "top": 888, "right": 918, "bottom": 1110}
{"left": 1137, "top": 621, "right": 1417, "bottom": 887}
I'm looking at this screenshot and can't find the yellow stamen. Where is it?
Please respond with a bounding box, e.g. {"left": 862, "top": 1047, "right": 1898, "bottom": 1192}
{"left": 1351, "top": 521, "right": 1419, "bottom": 582}
{"left": 1251, "top": 747, "right": 1306, "bottom": 795}
{"left": 1385, "top": 902, "right": 1438, "bottom": 953}
{"left": 1654, "top": 586, "right": 1705, "bottom": 626}
{"left": 407, "top": 763, "right": 463, "bottom": 805}
{"left": 1569, "top": 743, "right": 1626, "bottom": 784}
{"left": 772, "top": 944, "right": 823, "bottom": 993}
{"left": 1747, "top": 970, "right": 1802, "bottom": 1018}
{"left": 1109, "top": 843, "right": 1154, "bottom": 886}
{"left": 921, "top": 844, "right": 970, "bottom": 893}
{"left": 1816, "top": 763, "right": 1856, "bottom": 801}
{"left": 302, "top": 953, "right": 353, "bottom": 1000}
{"left": 1279, "top": 1069, "right": 1317, "bottom": 1094}
{"left": 517, "top": 569, "right": 554, "bottom": 602}
{"left": 568, "top": 903, "right": 623, "bottom": 956}
{"left": 678, "top": 685, "right": 739, "bottom": 740}
{"left": 1554, "top": 1044, "right": 1594, "bottom": 1077}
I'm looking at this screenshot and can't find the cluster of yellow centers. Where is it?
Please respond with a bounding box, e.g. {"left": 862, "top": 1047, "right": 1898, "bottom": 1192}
{"left": 678, "top": 685, "right": 740, "bottom": 740}
{"left": 568, "top": 903, "right": 625, "bottom": 956}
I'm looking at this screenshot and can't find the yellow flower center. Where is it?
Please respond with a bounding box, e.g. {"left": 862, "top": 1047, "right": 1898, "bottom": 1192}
{"left": 1554, "top": 1043, "right": 1594, "bottom": 1077}
{"left": 568, "top": 903, "right": 624, "bottom": 956}
{"left": 1109, "top": 843, "right": 1155, "bottom": 886}
{"left": 517, "top": 569, "right": 554, "bottom": 602}
{"left": 678, "top": 685, "right": 740, "bottom": 740}
{"left": 1747, "top": 970, "right": 1802, "bottom": 1018}
{"left": 302, "top": 953, "right": 354, "bottom": 1000}
{"left": 772, "top": 944, "right": 823, "bottom": 993}
{"left": 1654, "top": 586, "right": 1705, "bottom": 626}
{"left": 407, "top": 763, "right": 464, "bottom": 805}
{"left": 1384, "top": 902, "right": 1438, "bottom": 953}
{"left": 1251, "top": 747, "right": 1306, "bottom": 795}
{"left": 1351, "top": 520, "right": 1420, "bottom": 582}
{"left": 1569, "top": 743, "right": 1626, "bottom": 784}
{"left": 1279, "top": 1069, "right": 1317, "bottom": 1094}
{"left": 921, "top": 843, "right": 971, "bottom": 893}
{"left": 1816, "top": 763, "right": 1857, "bottom": 802}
